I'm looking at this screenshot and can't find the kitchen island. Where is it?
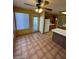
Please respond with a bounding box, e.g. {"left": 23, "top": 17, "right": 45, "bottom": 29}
{"left": 52, "top": 28, "right": 66, "bottom": 49}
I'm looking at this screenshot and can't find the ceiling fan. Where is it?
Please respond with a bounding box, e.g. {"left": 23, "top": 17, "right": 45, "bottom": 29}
{"left": 24, "top": 0, "right": 52, "bottom": 13}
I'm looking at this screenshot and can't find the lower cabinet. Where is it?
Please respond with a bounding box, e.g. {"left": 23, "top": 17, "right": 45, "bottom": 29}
{"left": 52, "top": 32, "right": 66, "bottom": 49}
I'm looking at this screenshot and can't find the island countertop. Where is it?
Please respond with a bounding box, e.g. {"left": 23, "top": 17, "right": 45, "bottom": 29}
{"left": 52, "top": 28, "right": 66, "bottom": 36}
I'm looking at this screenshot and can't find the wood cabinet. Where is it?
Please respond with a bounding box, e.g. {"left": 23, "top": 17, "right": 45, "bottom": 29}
{"left": 53, "top": 32, "right": 66, "bottom": 49}
{"left": 49, "top": 25, "right": 56, "bottom": 30}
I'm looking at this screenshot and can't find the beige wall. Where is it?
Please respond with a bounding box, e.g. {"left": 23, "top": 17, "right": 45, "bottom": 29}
{"left": 13, "top": 7, "right": 39, "bottom": 36}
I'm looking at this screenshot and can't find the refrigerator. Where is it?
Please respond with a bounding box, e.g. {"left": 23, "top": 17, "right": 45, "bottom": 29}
{"left": 44, "top": 19, "right": 50, "bottom": 32}
{"left": 39, "top": 12, "right": 50, "bottom": 33}
{"left": 39, "top": 18, "right": 50, "bottom": 33}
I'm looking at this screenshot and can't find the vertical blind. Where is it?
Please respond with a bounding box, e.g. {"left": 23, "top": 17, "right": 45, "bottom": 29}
{"left": 15, "top": 12, "right": 29, "bottom": 30}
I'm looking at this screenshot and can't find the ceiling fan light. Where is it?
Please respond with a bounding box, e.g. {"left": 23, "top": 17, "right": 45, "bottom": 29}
{"left": 39, "top": 8, "right": 43, "bottom": 13}
{"left": 35, "top": 8, "right": 38, "bottom": 12}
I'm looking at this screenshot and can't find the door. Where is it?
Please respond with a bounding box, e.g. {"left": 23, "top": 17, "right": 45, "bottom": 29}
{"left": 33, "top": 16, "right": 38, "bottom": 32}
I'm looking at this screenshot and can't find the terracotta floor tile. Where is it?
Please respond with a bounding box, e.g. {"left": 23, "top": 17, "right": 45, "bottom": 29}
{"left": 14, "top": 32, "right": 66, "bottom": 59}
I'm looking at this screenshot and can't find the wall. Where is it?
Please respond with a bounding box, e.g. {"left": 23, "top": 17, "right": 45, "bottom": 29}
{"left": 13, "top": 7, "right": 39, "bottom": 36}
{"left": 13, "top": 13, "right": 16, "bottom": 32}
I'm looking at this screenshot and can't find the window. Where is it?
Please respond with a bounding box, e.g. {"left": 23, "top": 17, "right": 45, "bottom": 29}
{"left": 15, "top": 12, "right": 29, "bottom": 30}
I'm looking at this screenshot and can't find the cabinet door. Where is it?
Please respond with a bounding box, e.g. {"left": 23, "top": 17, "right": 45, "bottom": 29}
{"left": 53, "top": 32, "right": 66, "bottom": 49}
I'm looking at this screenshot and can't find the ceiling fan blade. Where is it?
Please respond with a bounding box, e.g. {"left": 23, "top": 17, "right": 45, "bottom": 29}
{"left": 44, "top": 1, "right": 49, "bottom": 5}
{"left": 41, "top": 0, "right": 49, "bottom": 7}
{"left": 45, "top": 8, "right": 53, "bottom": 11}
{"left": 24, "top": 3, "right": 35, "bottom": 7}
{"left": 36, "top": 0, "right": 42, "bottom": 4}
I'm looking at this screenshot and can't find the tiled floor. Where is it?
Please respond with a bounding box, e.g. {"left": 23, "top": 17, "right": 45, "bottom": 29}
{"left": 14, "top": 32, "right": 66, "bottom": 59}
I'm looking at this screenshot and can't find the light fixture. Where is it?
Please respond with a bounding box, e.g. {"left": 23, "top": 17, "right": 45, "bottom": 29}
{"left": 39, "top": 8, "right": 43, "bottom": 13}
{"left": 62, "top": 12, "right": 66, "bottom": 14}
{"left": 35, "top": 8, "right": 43, "bottom": 13}
{"left": 35, "top": 8, "right": 39, "bottom": 12}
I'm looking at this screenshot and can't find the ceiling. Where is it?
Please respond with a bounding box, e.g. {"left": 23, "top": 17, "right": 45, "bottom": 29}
{"left": 13, "top": 0, "right": 66, "bottom": 14}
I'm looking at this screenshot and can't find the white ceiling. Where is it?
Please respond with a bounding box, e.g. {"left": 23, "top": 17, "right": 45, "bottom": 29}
{"left": 13, "top": 0, "right": 66, "bottom": 14}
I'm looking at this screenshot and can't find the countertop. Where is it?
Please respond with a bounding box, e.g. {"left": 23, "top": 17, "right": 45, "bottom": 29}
{"left": 52, "top": 28, "right": 66, "bottom": 36}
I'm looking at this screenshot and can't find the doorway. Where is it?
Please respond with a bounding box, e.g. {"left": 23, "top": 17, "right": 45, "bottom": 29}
{"left": 33, "top": 16, "right": 38, "bottom": 32}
